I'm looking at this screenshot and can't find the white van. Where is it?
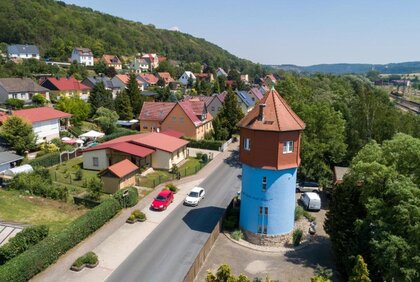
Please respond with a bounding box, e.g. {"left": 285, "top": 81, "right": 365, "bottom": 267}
{"left": 300, "top": 192, "right": 321, "bottom": 211}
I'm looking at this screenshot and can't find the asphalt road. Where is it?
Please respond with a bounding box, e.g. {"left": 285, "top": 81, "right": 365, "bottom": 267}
{"left": 107, "top": 152, "right": 241, "bottom": 282}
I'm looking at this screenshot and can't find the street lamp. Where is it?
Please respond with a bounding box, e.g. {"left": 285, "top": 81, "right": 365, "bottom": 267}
{"left": 122, "top": 190, "right": 129, "bottom": 208}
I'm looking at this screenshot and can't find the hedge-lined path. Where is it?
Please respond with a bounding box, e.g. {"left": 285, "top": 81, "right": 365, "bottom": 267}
{"left": 32, "top": 141, "right": 238, "bottom": 282}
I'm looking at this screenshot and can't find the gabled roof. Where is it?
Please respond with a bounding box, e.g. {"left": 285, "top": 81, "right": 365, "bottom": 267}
{"left": 73, "top": 47, "right": 93, "bottom": 56}
{"left": 235, "top": 90, "right": 255, "bottom": 107}
{"left": 183, "top": 95, "right": 215, "bottom": 107}
{"left": 131, "top": 132, "right": 189, "bottom": 153}
{"left": 0, "top": 151, "right": 24, "bottom": 166}
{"left": 101, "top": 55, "right": 121, "bottom": 65}
{"left": 238, "top": 89, "right": 305, "bottom": 132}
{"left": 0, "top": 78, "right": 49, "bottom": 93}
{"left": 7, "top": 44, "right": 39, "bottom": 55}
{"left": 139, "top": 102, "right": 176, "bottom": 121}
{"left": 114, "top": 74, "right": 143, "bottom": 86}
{"left": 160, "top": 129, "right": 184, "bottom": 139}
{"left": 217, "top": 91, "right": 227, "bottom": 103}
{"left": 216, "top": 67, "right": 227, "bottom": 76}
{"left": 249, "top": 87, "right": 264, "bottom": 100}
{"left": 157, "top": 72, "right": 174, "bottom": 83}
{"left": 41, "top": 77, "right": 91, "bottom": 91}
{"left": 0, "top": 107, "right": 72, "bottom": 124}
{"left": 83, "top": 76, "right": 120, "bottom": 89}
{"left": 176, "top": 101, "right": 212, "bottom": 126}
{"left": 180, "top": 71, "right": 196, "bottom": 80}
{"left": 100, "top": 159, "right": 138, "bottom": 178}
{"left": 138, "top": 73, "right": 158, "bottom": 85}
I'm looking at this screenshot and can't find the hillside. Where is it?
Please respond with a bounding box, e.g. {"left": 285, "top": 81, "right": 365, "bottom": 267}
{"left": 270, "top": 61, "right": 420, "bottom": 74}
{"left": 0, "top": 0, "right": 259, "bottom": 74}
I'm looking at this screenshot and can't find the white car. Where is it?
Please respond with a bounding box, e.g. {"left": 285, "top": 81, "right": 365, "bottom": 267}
{"left": 184, "top": 187, "right": 205, "bottom": 206}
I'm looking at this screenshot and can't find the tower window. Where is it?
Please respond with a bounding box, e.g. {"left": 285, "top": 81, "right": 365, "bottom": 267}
{"left": 259, "top": 207, "right": 263, "bottom": 215}
{"left": 283, "top": 141, "right": 294, "bottom": 154}
{"left": 244, "top": 138, "right": 251, "bottom": 151}
{"left": 262, "top": 176, "right": 267, "bottom": 192}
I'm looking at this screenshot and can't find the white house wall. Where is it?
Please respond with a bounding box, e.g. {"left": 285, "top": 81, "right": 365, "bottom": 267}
{"left": 83, "top": 150, "right": 109, "bottom": 171}
{"left": 33, "top": 119, "right": 60, "bottom": 144}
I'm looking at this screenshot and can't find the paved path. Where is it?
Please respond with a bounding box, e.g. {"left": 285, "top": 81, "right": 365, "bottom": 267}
{"left": 32, "top": 142, "right": 239, "bottom": 282}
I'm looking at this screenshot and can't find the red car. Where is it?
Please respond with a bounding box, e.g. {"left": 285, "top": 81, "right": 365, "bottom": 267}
{"left": 151, "top": 190, "right": 174, "bottom": 211}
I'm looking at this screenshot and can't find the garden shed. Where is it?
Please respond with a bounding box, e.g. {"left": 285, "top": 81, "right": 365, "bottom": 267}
{"left": 98, "top": 159, "right": 138, "bottom": 193}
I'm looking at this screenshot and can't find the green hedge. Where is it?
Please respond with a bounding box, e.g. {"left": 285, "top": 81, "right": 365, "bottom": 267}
{"left": 114, "top": 187, "right": 139, "bottom": 208}
{"left": 0, "top": 225, "right": 49, "bottom": 265}
{"left": 0, "top": 198, "right": 121, "bottom": 282}
{"left": 100, "top": 128, "right": 137, "bottom": 142}
{"left": 68, "top": 126, "right": 83, "bottom": 137}
{"left": 27, "top": 152, "right": 60, "bottom": 168}
{"left": 183, "top": 137, "right": 224, "bottom": 151}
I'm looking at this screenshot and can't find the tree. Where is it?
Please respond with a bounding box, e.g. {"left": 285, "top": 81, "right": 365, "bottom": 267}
{"left": 126, "top": 74, "right": 143, "bottom": 116}
{"left": 0, "top": 116, "right": 36, "bottom": 154}
{"left": 94, "top": 107, "right": 119, "bottom": 134}
{"left": 94, "top": 61, "right": 107, "bottom": 75}
{"left": 68, "top": 61, "right": 88, "bottom": 80}
{"left": 105, "top": 66, "right": 117, "bottom": 78}
{"left": 5, "top": 98, "right": 24, "bottom": 109}
{"left": 114, "top": 90, "right": 133, "bottom": 121}
{"left": 213, "top": 88, "right": 244, "bottom": 139}
{"left": 88, "top": 81, "right": 114, "bottom": 116}
{"left": 87, "top": 177, "right": 103, "bottom": 201}
{"left": 31, "top": 94, "right": 47, "bottom": 106}
{"left": 56, "top": 97, "right": 90, "bottom": 126}
{"left": 348, "top": 255, "right": 371, "bottom": 282}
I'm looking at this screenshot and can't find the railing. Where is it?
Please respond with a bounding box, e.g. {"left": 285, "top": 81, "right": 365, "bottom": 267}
{"left": 219, "top": 137, "right": 233, "bottom": 152}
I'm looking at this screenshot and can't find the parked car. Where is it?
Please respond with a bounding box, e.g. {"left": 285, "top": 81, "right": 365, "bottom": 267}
{"left": 151, "top": 190, "right": 174, "bottom": 211}
{"left": 184, "top": 187, "right": 205, "bottom": 206}
{"left": 300, "top": 192, "right": 321, "bottom": 211}
{"left": 296, "top": 181, "right": 320, "bottom": 193}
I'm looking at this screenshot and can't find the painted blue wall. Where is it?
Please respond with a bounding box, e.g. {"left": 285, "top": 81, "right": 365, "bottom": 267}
{"left": 240, "top": 164, "right": 297, "bottom": 235}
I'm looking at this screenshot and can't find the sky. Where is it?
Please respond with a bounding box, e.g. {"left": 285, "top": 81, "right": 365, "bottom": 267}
{"left": 63, "top": 0, "right": 420, "bottom": 66}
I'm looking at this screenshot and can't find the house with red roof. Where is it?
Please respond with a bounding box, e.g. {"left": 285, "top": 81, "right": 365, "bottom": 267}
{"left": 0, "top": 107, "right": 72, "bottom": 144}
{"left": 99, "top": 159, "right": 138, "bottom": 193}
{"left": 193, "top": 73, "right": 214, "bottom": 83}
{"left": 137, "top": 73, "right": 158, "bottom": 88}
{"left": 111, "top": 74, "right": 144, "bottom": 91}
{"left": 139, "top": 100, "right": 213, "bottom": 140}
{"left": 141, "top": 53, "right": 159, "bottom": 71}
{"left": 82, "top": 132, "right": 189, "bottom": 171}
{"left": 100, "top": 55, "right": 122, "bottom": 70}
{"left": 40, "top": 76, "right": 91, "bottom": 101}
{"left": 247, "top": 87, "right": 264, "bottom": 103}
{"left": 156, "top": 72, "right": 175, "bottom": 86}
{"left": 183, "top": 92, "right": 226, "bottom": 118}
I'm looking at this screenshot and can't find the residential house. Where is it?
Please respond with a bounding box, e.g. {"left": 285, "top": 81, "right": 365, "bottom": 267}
{"left": 247, "top": 87, "right": 264, "bottom": 103}
{"left": 139, "top": 100, "right": 213, "bottom": 140}
{"left": 100, "top": 55, "right": 122, "bottom": 70}
{"left": 259, "top": 85, "right": 270, "bottom": 95}
{"left": 40, "top": 76, "right": 91, "bottom": 101}
{"left": 0, "top": 78, "right": 50, "bottom": 104}
{"left": 7, "top": 44, "right": 40, "bottom": 60}
{"left": 235, "top": 90, "right": 255, "bottom": 114}
{"left": 194, "top": 73, "right": 214, "bottom": 83}
{"left": 216, "top": 67, "right": 228, "bottom": 77}
{"left": 141, "top": 53, "right": 159, "bottom": 71}
{"left": 264, "top": 74, "right": 277, "bottom": 87}
{"left": 99, "top": 159, "right": 138, "bottom": 193}
{"left": 71, "top": 47, "right": 94, "bottom": 66}
{"left": 179, "top": 71, "right": 196, "bottom": 86}
{"left": 333, "top": 166, "right": 350, "bottom": 185}
{"left": 83, "top": 132, "right": 189, "bottom": 171}
{"left": 183, "top": 92, "right": 226, "bottom": 118}
{"left": 157, "top": 72, "right": 175, "bottom": 86}
{"left": 129, "top": 58, "right": 149, "bottom": 74}
{"left": 111, "top": 74, "right": 144, "bottom": 91}
{"left": 82, "top": 76, "right": 123, "bottom": 99}
{"left": 137, "top": 73, "right": 158, "bottom": 88}
{"left": 0, "top": 151, "right": 24, "bottom": 172}
{"left": 0, "top": 107, "right": 71, "bottom": 144}
{"left": 240, "top": 74, "right": 249, "bottom": 84}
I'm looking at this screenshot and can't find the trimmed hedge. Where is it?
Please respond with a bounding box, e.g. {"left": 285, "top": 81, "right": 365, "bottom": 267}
{"left": 0, "top": 225, "right": 49, "bottom": 265}
{"left": 100, "top": 128, "right": 137, "bottom": 142}
{"left": 114, "top": 187, "right": 139, "bottom": 208}
{"left": 0, "top": 198, "right": 121, "bottom": 282}
{"left": 183, "top": 137, "right": 224, "bottom": 151}
{"left": 27, "top": 152, "right": 60, "bottom": 168}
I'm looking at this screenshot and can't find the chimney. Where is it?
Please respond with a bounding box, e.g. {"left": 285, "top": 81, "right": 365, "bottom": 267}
{"left": 258, "top": 104, "right": 266, "bottom": 121}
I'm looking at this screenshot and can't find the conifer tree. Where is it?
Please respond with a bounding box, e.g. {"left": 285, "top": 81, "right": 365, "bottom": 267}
{"left": 213, "top": 87, "right": 244, "bottom": 139}
{"left": 349, "top": 255, "right": 371, "bottom": 282}
{"left": 126, "top": 74, "right": 143, "bottom": 116}
{"left": 88, "top": 81, "right": 114, "bottom": 116}
{"left": 114, "top": 90, "right": 133, "bottom": 120}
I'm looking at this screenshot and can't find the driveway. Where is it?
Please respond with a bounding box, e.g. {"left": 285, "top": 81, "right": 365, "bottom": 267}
{"left": 195, "top": 192, "right": 337, "bottom": 282}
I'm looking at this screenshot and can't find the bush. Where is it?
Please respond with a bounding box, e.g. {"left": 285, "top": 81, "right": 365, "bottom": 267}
{"left": 5, "top": 98, "right": 24, "bottom": 109}
{"left": 293, "top": 229, "right": 303, "bottom": 246}
{"left": 0, "top": 225, "right": 49, "bottom": 265}
{"left": 87, "top": 177, "right": 103, "bottom": 201}
{"left": 183, "top": 137, "right": 224, "bottom": 151}
{"left": 166, "top": 183, "right": 177, "bottom": 193}
{"left": 295, "top": 206, "right": 305, "bottom": 221}
{"left": 74, "top": 169, "right": 83, "bottom": 181}
{"left": 0, "top": 198, "right": 121, "bottom": 282}
{"left": 303, "top": 211, "right": 316, "bottom": 222}
{"left": 114, "top": 187, "right": 139, "bottom": 208}
{"left": 100, "top": 128, "right": 137, "bottom": 142}
{"left": 72, "top": 252, "right": 98, "bottom": 267}
{"left": 195, "top": 152, "right": 203, "bottom": 160}
{"left": 230, "top": 230, "right": 243, "bottom": 241}
{"left": 201, "top": 153, "right": 209, "bottom": 163}
{"left": 132, "top": 209, "right": 146, "bottom": 221}
{"left": 67, "top": 126, "right": 83, "bottom": 137}
{"left": 27, "top": 152, "right": 60, "bottom": 167}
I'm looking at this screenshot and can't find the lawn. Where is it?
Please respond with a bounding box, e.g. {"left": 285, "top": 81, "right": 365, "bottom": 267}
{"left": 138, "top": 157, "right": 206, "bottom": 188}
{"left": 0, "top": 189, "right": 87, "bottom": 233}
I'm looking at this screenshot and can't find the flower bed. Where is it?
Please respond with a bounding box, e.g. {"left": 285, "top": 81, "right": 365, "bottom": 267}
{"left": 126, "top": 209, "right": 146, "bottom": 224}
{"left": 70, "top": 252, "right": 98, "bottom": 271}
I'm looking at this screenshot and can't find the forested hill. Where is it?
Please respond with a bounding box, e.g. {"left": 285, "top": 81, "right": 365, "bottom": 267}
{"left": 270, "top": 61, "right": 420, "bottom": 74}
{"left": 0, "top": 0, "right": 259, "bottom": 73}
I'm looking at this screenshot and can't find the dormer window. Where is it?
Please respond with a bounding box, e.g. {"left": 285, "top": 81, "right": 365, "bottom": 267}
{"left": 201, "top": 114, "right": 206, "bottom": 121}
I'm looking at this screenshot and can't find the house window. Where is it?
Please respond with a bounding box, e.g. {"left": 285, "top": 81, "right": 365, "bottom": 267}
{"left": 262, "top": 176, "right": 267, "bottom": 192}
{"left": 283, "top": 141, "right": 294, "bottom": 154}
{"left": 244, "top": 138, "right": 251, "bottom": 151}
{"left": 143, "top": 126, "right": 148, "bottom": 129}
{"left": 172, "top": 116, "right": 176, "bottom": 122}
{"left": 92, "top": 157, "right": 99, "bottom": 167}
{"left": 258, "top": 225, "right": 262, "bottom": 234}
{"left": 211, "top": 106, "right": 215, "bottom": 111}
{"left": 259, "top": 207, "right": 263, "bottom": 215}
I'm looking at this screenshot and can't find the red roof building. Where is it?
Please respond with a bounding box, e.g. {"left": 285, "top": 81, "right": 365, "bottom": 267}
{"left": 101, "top": 55, "right": 122, "bottom": 70}
{"left": 138, "top": 73, "right": 159, "bottom": 86}
{"left": 99, "top": 159, "right": 138, "bottom": 193}
{"left": 157, "top": 72, "right": 175, "bottom": 85}
{"left": 40, "top": 76, "right": 91, "bottom": 100}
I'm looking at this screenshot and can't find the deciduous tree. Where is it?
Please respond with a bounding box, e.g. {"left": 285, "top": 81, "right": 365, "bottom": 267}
{"left": 0, "top": 116, "right": 36, "bottom": 154}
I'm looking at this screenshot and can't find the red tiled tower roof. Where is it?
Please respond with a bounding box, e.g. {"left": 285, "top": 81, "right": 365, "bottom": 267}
{"left": 238, "top": 89, "right": 305, "bottom": 132}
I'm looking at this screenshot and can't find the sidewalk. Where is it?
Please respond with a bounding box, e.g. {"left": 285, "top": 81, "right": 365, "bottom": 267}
{"left": 32, "top": 142, "right": 238, "bottom": 282}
